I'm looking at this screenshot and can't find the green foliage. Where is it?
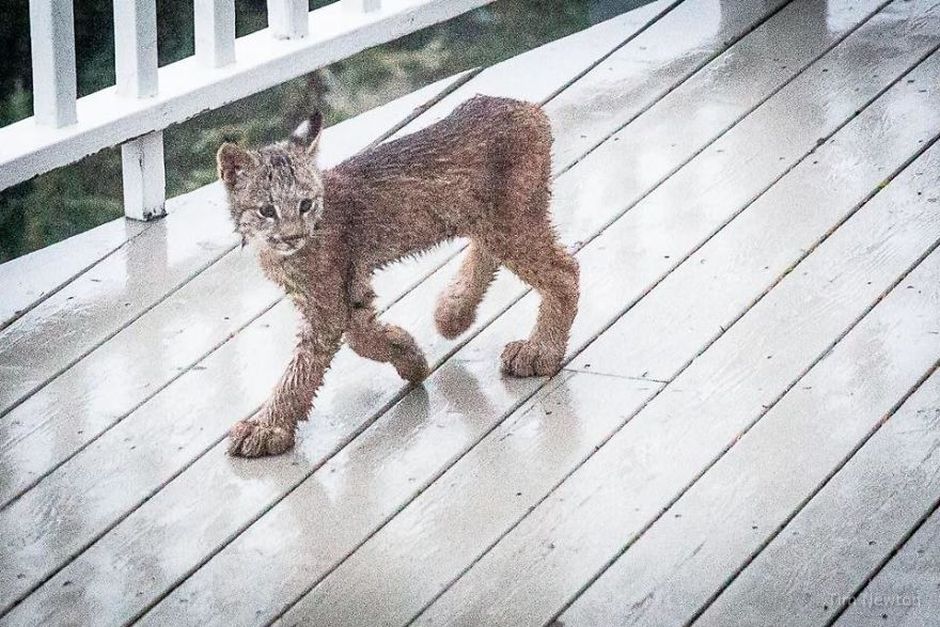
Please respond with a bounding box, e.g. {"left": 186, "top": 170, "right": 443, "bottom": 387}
{"left": 0, "top": 0, "right": 613, "bottom": 262}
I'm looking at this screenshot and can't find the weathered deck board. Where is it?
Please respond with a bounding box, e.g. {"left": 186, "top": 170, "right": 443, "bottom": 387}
{"left": 836, "top": 505, "right": 940, "bottom": 626}
{"left": 278, "top": 48, "right": 940, "bottom": 627}
{"left": 122, "top": 1, "right": 931, "bottom": 624}
{"left": 0, "top": 217, "right": 147, "bottom": 330}
{"left": 0, "top": 71, "right": 474, "bottom": 419}
{"left": 692, "top": 368, "right": 940, "bottom": 627}
{"left": 547, "top": 0, "right": 800, "bottom": 172}
{"left": 0, "top": 181, "right": 233, "bottom": 415}
{"left": 557, "top": 154, "right": 940, "bottom": 625}
{"left": 0, "top": 0, "right": 672, "bottom": 513}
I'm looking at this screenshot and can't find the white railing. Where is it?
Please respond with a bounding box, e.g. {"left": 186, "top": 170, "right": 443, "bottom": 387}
{"left": 4, "top": 0, "right": 493, "bottom": 220}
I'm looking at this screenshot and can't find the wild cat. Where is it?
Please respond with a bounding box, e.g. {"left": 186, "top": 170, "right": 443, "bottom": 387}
{"left": 218, "top": 95, "right": 579, "bottom": 457}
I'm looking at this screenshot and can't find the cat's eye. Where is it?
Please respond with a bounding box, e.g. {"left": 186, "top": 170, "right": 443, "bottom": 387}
{"left": 299, "top": 198, "right": 313, "bottom": 214}
{"left": 259, "top": 204, "right": 276, "bottom": 219}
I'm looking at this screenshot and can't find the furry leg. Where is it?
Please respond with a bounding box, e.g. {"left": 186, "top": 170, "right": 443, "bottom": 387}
{"left": 497, "top": 238, "right": 579, "bottom": 377}
{"left": 435, "top": 240, "right": 500, "bottom": 339}
{"left": 347, "top": 305, "right": 429, "bottom": 384}
{"left": 228, "top": 324, "right": 343, "bottom": 457}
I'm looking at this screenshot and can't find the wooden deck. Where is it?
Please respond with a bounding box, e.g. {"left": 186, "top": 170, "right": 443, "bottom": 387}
{"left": 1, "top": 0, "right": 939, "bottom": 625}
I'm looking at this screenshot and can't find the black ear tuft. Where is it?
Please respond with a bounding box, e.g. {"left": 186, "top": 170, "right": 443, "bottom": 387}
{"left": 291, "top": 110, "right": 323, "bottom": 157}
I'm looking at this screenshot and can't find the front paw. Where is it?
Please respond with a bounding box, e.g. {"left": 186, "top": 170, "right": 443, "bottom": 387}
{"left": 500, "top": 340, "right": 563, "bottom": 378}
{"left": 228, "top": 420, "right": 295, "bottom": 457}
{"left": 395, "top": 352, "right": 430, "bottom": 384}
{"left": 387, "top": 326, "right": 429, "bottom": 384}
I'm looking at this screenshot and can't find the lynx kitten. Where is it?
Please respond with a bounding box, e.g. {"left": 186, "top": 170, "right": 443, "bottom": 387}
{"left": 218, "top": 96, "right": 579, "bottom": 457}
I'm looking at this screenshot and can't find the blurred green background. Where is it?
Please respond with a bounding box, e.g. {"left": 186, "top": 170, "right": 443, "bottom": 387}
{"left": 0, "top": 0, "right": 643, "bottom": 262}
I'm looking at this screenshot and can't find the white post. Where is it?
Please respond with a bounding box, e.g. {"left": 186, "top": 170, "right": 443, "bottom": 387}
{"left": 121, "top": 131, "right": 166, "bottom": 221}
{"left": 342, "top": 0, "right": 381, "bottom": 12}
{"left": 195, "top": 0, "right": 236, "bottom": 67}
{"left": 114, "top": 0, "right": 164, "bottom": 220}
{"left": 267, "top": 0, "right": 308, "bottom": 39}
{"left": 113, "top": 0, "right": 158, "bottom": 98}
{"left": 29, "top": 0, "right": 78, "bottom": 127}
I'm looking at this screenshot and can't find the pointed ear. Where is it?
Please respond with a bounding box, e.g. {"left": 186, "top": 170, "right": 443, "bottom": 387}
{"left": 217, "top": 143, "right": 254, "bottom": 186}
{"left": 290, "top": 110, "right": 323, "bottom": 158}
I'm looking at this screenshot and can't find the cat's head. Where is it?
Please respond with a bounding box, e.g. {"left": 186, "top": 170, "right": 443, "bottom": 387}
{"left": 216, "top": 111, "right": 325, "bottom": 257}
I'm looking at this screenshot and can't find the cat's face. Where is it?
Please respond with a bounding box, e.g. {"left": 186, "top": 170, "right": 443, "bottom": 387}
{"left": 217, "top": 113, "right": 325, "bottom": 257}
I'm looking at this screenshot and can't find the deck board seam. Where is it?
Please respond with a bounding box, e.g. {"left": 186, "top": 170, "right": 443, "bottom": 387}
{"left": 561, "top": 368, "right": 669, "bottom": 384}
{"left": 686, "top": 359, "right": 940, "bottom": 627}
{"left": 366, "top": 66, "right": 484, "bottom": 149}
{"left": 118, "top": 5, "right": 918, "bottom": 621}
{"left": 0, "top": 222, "right": 154, "bottom": 333}
{"left": 826, "top": 486, "right": 940, "bottom": 626}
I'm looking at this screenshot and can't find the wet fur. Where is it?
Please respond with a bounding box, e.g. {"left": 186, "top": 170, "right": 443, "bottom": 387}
{"left": 218, "top": 96, "right": 579, "bottom": 457}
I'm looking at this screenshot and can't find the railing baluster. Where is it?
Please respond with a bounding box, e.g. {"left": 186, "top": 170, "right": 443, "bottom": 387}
{"left": 114, "top": 0, "right": 158, "bottom": 98}
{"left": 120, "top": 131, "right": 166, "bottom": 221}
{"left": 342, "top": 0, "right": 382, "bottom": 12}
{"left": 114, "top": 0, "right": 165, "bottom": 220}
{"left": 267, "top": 0, "right": 308, "bottom": 39}
{"left": 29, "top": 0, "right": 78, "bottom": 127}
{"left": 195, "top": 0, "right": 236, "bottom": 68}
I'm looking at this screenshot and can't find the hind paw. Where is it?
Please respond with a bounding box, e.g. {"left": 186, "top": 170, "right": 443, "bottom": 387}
{"left": 435, "top": 295, "right": 476, "bottom": 339}
{"left": 386, "top": 327, "right": 430, "bottom": 384}
{"left": 228, "top": 420, "right": 295, "bottom": 458}
{"left": 500, "top": 340, "right": 563, "bottom": 378}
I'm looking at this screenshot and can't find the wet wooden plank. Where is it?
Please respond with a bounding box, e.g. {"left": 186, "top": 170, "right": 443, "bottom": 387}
{"left": 0, "top": 70, "right": 472, "bottom": 418}
{"left": 693, "top": 369, "right": 940, "bottom": 627}
{"left": 110, "top": 2, "right": 927, "bottom": 624}
{"left": 274, "top": 372, "right": 663, "bottom": 627}
{"left": 279, "top": 49, "right": 940, "bottom": 627}
{"left": 0, "top": 218, "right": 147, "bottom": 330}
{"left": 835, "top": 506, "right": 940, "bottom": 626}
{"left": 548, "top": 0, "right": 802, "bottom": 173}
{"left": 559, "top": 166, "right": 940, "bottom": 625}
